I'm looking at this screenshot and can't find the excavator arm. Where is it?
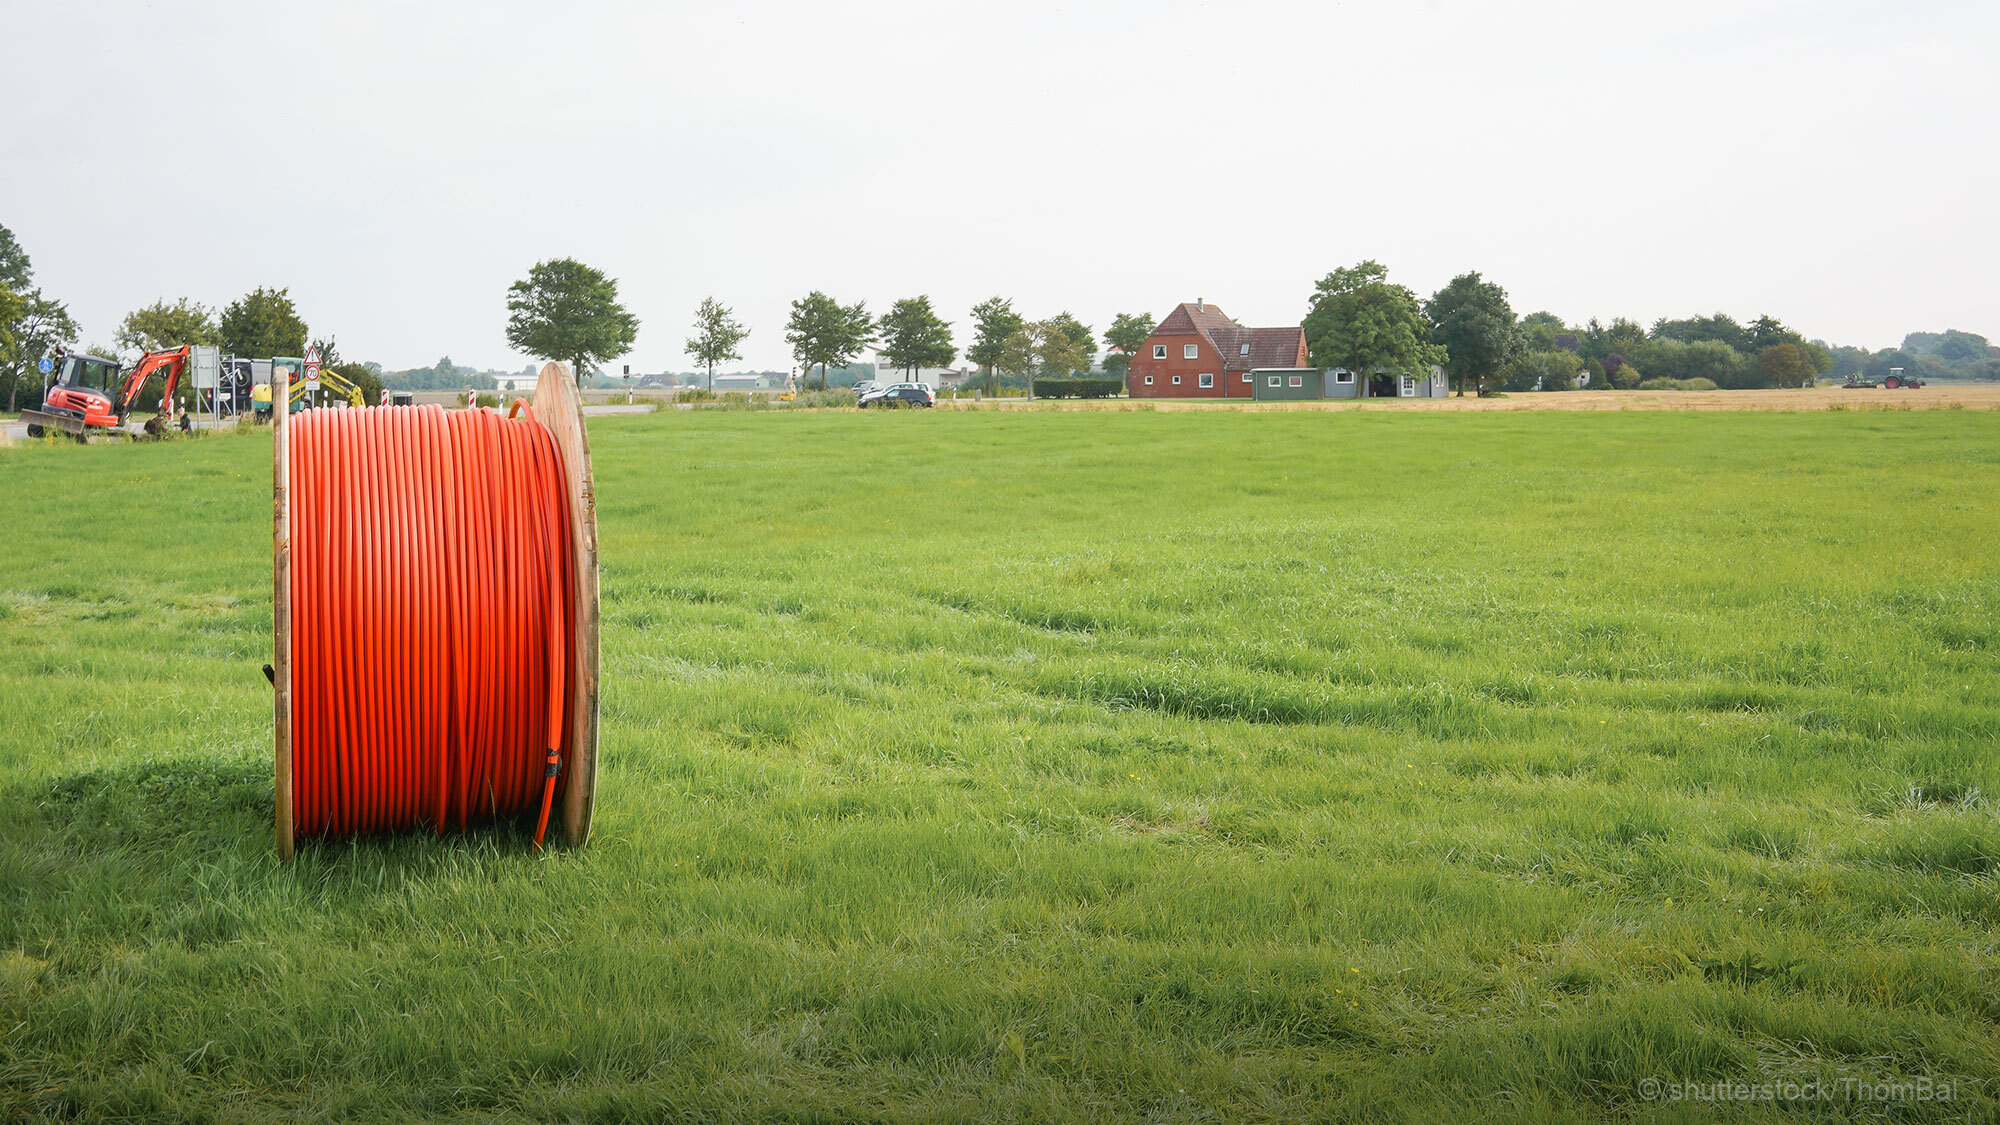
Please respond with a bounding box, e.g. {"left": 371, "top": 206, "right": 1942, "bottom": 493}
{"left": 289, "top": 365, "right": 366, "bottom": 409}
{"left": 115, "top": 346, "right": 192, "bottom": 421}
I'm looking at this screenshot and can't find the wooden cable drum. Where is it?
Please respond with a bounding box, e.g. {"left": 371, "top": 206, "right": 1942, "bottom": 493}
{"left": 271, "top": 362, "right": 599, "bottom": 859}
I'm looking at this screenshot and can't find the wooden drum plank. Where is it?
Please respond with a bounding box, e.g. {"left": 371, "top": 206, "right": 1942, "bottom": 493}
{"left": 533, "top": 362, "right": 601, "bottom": 846}
{"left": 273, "top": 368, "right": 294, "bottom": 861}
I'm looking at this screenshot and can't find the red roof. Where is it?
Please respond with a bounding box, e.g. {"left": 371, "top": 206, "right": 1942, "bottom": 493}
{"left": 1150, "top": 302, "right": 1306, "bottom": 373}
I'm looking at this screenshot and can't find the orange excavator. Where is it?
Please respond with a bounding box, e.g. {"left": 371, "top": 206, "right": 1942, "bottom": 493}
{"left": 22, "top": 345, "right": 192, "bottom": 439}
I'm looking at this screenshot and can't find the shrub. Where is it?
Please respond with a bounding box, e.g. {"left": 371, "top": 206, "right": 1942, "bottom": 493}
{"left": 674, "top": 388, "right": 717, "bottom": 404}
{"left": 459, "top": 391, "right": 503, "bottom": 408}
{"left": 1033, "top": 376, "right": 1123, "bottom": 399}
{"left": 1636, "top": 377, "right": 1720, "bottom": 391}
{"left": 1685, "top": 339, "right": 1760, "bottom": 389}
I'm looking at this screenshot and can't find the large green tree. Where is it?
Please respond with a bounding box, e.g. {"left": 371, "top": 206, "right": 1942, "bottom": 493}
{"left": 1, "top": 289, "right": 80, "bottom": 411}
{"left": 785, "top": 291, "right": 873, "bottom": 390}
{"left": 0, "top": 225, "right": 83, "bottom": 410}
{"left": 1302, "top": 261, "right": 1445, "bottom": 398}
{"left": 1577, "top": 317, "right": 1646, "bottom": 362}
{"left": 1747, "top": 314, "right": 1792, "bottom": 352}
{"left": 875, "top": 296, "right": 955, "bottom": 380}
{"left": 504, "top": 259, "right": 640, "bottom": 384}
{"left": 219, "top": 287, "right": 309, "bottom": 358}
{"left": 966, "top": 296, "right": 1024, "bottom": 395}
{"left": 328, "top": 361, "right": 383, "bottom": 406}
{"left": 0, "top": 224, "right": 31, "bottom": 291}
{"left": 1651, "top": 313, "right": 1751, "bottom": 352}
{"left": 1101, "top": 312, "right": 1153, "bottom": 383}
{"left": 1424, "top": 272, "right": 1517, "bottom": 396}
{"left": 0, "top": 287, "right": 23, "bottom": 384}
{"left": 1517, "top": 311, "right": 1571, "bottom": 353}
{"left": 1756, "top": 342, "right": 1813, "bottom": 389}
{"left": 998, "top": 319, "right": 1086, "bottom": 388}
{"left": 685, "top": 296, "right": 749, "bottom": 392}
{"left": 116, "top": 298, "right": 220, "bottom": 354}
{"left": 1925, "top": 330, "right": 1990, "bottom": 362}
{"left": 1683, "top": 339, "right": 1755, "bottom": 388}
{"left": 1046, "top": 312, "right": 1094, "bottom": 374}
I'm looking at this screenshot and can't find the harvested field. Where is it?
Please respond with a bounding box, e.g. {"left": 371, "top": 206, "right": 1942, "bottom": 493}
{"left": 959, "top": 383, "right": 2000, "bottom": 412}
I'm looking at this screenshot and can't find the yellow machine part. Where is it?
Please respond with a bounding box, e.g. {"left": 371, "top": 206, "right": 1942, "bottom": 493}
{"left": 288, "top": 367, "right": 366, "bottom": 409}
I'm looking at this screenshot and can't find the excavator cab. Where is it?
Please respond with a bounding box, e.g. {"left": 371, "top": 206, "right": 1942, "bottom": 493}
{"left": 56, "top": 354, "right": 122, "bottom": 395}
{"left": 26, "top": 354, "right": 125, "bottom": 435}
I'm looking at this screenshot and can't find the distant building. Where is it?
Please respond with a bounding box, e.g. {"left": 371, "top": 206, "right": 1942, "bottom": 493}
{"left": 1126, "top": 299, "right": 1449, "bottom": 400}
{"left": 1252, "top": 366, "right": 1449, "bottom": 400}
{"left": 869, "top": 357, "right": 969, "bottom": 389}
{"left": 1126, "top": 301, "right": 1308, "bottom": 399}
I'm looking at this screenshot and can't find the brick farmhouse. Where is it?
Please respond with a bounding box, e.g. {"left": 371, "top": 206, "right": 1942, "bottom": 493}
{"left": 1124, "top": 302, "right": 1308, "bottom": 399}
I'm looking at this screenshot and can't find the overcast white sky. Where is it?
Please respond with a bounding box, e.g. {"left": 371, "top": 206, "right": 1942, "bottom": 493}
{"left": 5, "top": 0, "right": 1994, "bottom": 372}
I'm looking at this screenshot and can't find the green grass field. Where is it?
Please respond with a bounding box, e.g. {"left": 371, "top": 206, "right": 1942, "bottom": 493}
{"left": 3, "top": 408, "right": 1997, "bottom": 1122}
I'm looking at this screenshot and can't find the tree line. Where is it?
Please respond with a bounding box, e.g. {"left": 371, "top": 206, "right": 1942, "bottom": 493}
{"left": 9, "top": 232, "right": 1995, "bottom": 415}
{"left": 1306, "top": 260, "right": 1999, "bottom": 395}
{"left": 506, "top": 254, "right": 2000, "bottom": 401}
{"left": 502, "top": 258, "right": 1166, "bottom": 395}
{"left": 0, "top": 222, "right": 389, "bottom": 409}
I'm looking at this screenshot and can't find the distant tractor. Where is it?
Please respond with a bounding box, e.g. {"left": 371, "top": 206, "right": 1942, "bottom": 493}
{"left": 1882, "top": 366, "right": 1925, "bottom": 390}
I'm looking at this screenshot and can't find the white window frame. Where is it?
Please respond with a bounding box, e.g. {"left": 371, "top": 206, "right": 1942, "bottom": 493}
{"left": 1241, "top": 373, "right": 1252, "bottom": 383}
{"left": 1144, "top": 375, "right": 1154, "bottom": 385}
{"left": 1267, "top": 375, "right": 1282, "bottom": 387}
{"left": 1333, "top": 370, "right": 1354, "bottom": 385}
{"left": 1171, "top": 374, "right": 1182, "bottom": 385}
{"left": 1183, "top": 344, "right": 1198, "bottom": 360}
{"left": 1152, "top": 344, "right": 1165, "bottom": 360}
{"left": 1197, "top": 373, "right": 1213, "bottom": 388}
{"left": 1289, "top": 375, "right": 1303, "bottom": 387}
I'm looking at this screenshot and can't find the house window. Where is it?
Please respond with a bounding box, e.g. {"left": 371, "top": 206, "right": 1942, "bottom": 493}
{"left": 1152, "top": 344, "right": 1165, "bottom": 360}
{"left": 1172, "top": 375, "right": 1182, "bottom": 385}
{"left": 1267, "top": 375, "right": 1281, "bottom": 387}
{"left": 1198, "top": 373, "right": 1213, "bottom": 388}
{"left": 1144, "top": 375, "right": 1154, "bottom": 385}
{"left": 1333, "top": 370, "right": 1354, "bottom": 385}
{"left": 1289, "top": 375, "right": 1303, "bottom": 387}
{"left": 1183, "top": 344, "right": 1198, "bottom": 360}
{"left": 1239, "top": 342, "right": 1250, "bottom": 356}
{"left": 1241, "top": 373, "right": 1252, "bottom": 383}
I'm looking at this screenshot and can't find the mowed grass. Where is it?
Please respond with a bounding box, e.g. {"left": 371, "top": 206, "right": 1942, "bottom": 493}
{"left": 2, "top": 408, "right": 1997, "bottom": 1122}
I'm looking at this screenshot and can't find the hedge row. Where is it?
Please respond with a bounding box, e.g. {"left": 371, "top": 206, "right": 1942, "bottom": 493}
{"left": 1033, "top": 377, "right": 1124, "bottom": 399}
{"left": 1636, "top": 377, "right": 1721, "bottom": 392}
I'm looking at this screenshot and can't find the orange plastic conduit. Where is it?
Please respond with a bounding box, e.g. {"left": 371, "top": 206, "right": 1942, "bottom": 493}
{"left": 289, "top": 402, "right": 575, "bottom": 847}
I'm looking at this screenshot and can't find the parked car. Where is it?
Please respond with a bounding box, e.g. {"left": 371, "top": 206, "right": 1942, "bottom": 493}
{"left": 859, "top": 383, "right": 935, "bottom": 409}
{"left": 851, "top": 381, "right": 878, "bottom": 397}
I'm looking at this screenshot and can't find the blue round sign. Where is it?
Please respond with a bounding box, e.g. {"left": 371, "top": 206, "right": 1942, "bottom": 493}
{"left": 38, "top": 356, "right": 53, "bottom": 373}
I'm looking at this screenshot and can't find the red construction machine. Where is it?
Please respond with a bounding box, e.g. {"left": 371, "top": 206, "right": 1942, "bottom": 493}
{"left": 22, "top": 346, "right": 192, "bottom": 438}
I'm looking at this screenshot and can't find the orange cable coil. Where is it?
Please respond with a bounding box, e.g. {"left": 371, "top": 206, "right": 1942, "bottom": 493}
{"left": 288, "top": 402, "right": 575, "bottom": 846}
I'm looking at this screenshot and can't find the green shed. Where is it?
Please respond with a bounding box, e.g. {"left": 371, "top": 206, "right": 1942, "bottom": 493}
{"left": 1251, "top": 368, "right": 1322, "bottom": 401}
